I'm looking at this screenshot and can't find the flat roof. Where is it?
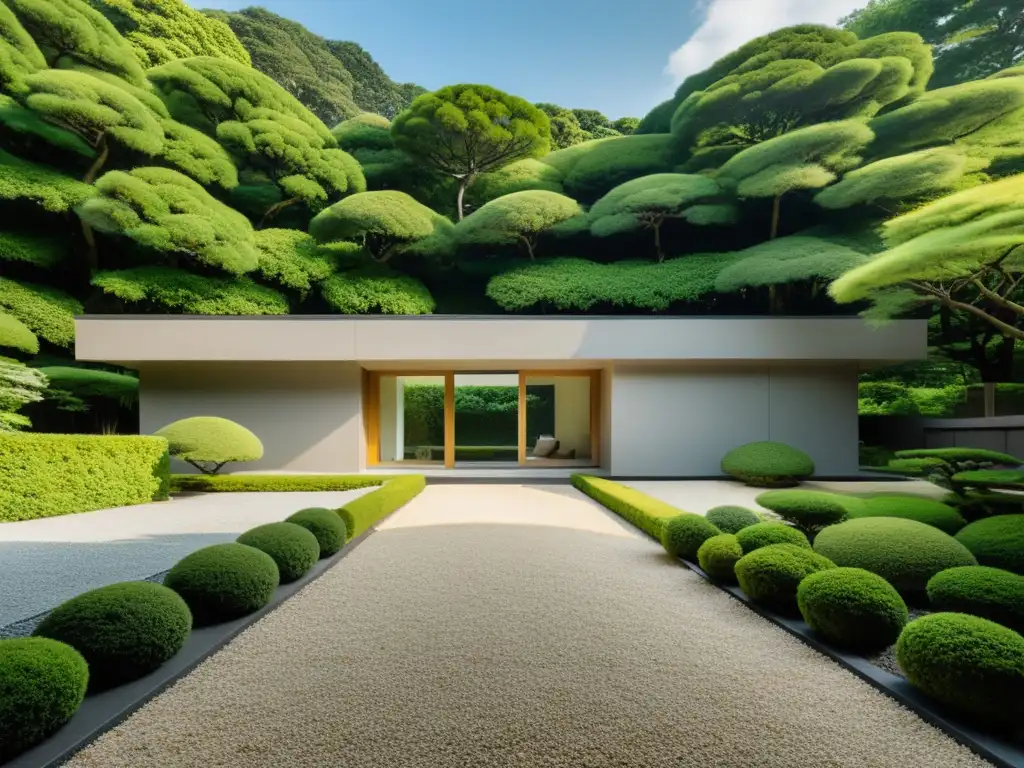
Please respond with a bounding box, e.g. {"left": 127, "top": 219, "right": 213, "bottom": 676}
{"left": 74, "top": 315, "right": 927, "bottom": 367}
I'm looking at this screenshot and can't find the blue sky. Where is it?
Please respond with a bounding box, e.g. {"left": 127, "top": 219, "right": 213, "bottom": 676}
{"left": 193, "top": 0, "right": 864, "bottom": 119}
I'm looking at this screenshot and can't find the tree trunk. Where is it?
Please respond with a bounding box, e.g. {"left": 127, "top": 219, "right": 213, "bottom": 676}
{"left": 83, "top": 135, "right": 109, "bottom": 185}
{"left": 654, "top": 223, "right": 664, "bottom": 263}
{"left": 80, "top": 218, "right": 99, "bottom": 272}
{"left": 770, "top": 195, "right": 782, "bottom": 240}
{"left": 259, "top": 197, "right": 299, "bottom": 229}
{"left": 456, "top": 175, "right": 475, "bottom": 221}
{"left": 520, "top": 236, "right": 536, "bottom": 260}
{"left": 984, "top": 382, "right": 997, "bottom": 418}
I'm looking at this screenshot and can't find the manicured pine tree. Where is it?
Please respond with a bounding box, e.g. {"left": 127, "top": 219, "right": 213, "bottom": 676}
{"left": 453, "top": 190, "right": 582, "bottom": 260}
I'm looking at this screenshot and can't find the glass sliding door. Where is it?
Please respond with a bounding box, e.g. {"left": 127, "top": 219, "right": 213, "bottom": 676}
{"left": 452, "top": 372, "right": 519, "bottom": 465}
{"left": 376, "top": 374, "right": 447, "bottom": 464}
{"left": 522, "top": 372, "right": 598, "bottom": 466}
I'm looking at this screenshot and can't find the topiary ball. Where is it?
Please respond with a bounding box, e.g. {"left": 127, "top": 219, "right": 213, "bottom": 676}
{"left": 164, "top": 543, "right": 280, "bottom": 626}
{"left": 896, "top": 613, "right": 1024, "bottom": 728}
{"left": 797, "top": 567, "right": 908, "bottom": 651}
{"left": 812, "top": 517, "right": 977, "bottom": 603}
{"left": 660, "top": 514, "right": 721, "bottom": 561}
{"left": 720, "top": 441, "right": 814, "bottom": 487}
{"left": 0, "top": 638, "right": 88, "bottom": 762}
{"left": 705, "top": 505, "right": 760, "bottom": 534}
{"left": 927, "top": 566, "right": 1024, "bottom": 633}
{"left": 237, "top": 522, "right": 320, "bottom": 583}
{"left": 734, "top": 543, "right": 835, "bottom": 614}
{"left": 735, "top": 522, "right": 810, "bottom": 554}
{"left": 755, "top": 490, "right": 854, "bottom": 534}
{"left": 286, "top": 507, "right": 348, "bottom": 557}
{"left": 955, "top": 514, "right": 1024, "bottom": 575}
{"left": 33, "top": 582, "right": 192, "bottom": 692}
{"left": 697, "top": 534, "right": 744, "bottom": 583}
{"left": 849, "top": 495, "right": 966, "bottom": 535}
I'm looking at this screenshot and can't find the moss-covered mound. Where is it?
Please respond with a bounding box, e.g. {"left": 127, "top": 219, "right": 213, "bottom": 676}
{"left": 236, "top": 522, "right": 320, "bottom": 583}
{"left": 697, "top": 533, "right": 744, "bottom": 583}
{"left": 755, "top": 490, "right": 853, "bottom": 533}
{"left": 660, "top": 514, "right": 721, "bottom": 561}
{"left": 285, "top": 507, "right": 348, "bottom": 557}
{"left": 705, "top": 505, "right": 760, "bottom": 534}
{"left": 0, "top": 638, "right": 88, "bottom": 762}
{"left": 735, "top": 543, "right": 835, "bottom": 613}
{"left": 896, "top": 613, "right": 1024, "bottom": 727}
{"left": 164, "top": 543, "right": 280, "bottom": 626}
{"left": 720, "top": 441, "right": 814, "bottom": 487}
{"left": 33, "top": 582, "right": 192, "bottom": 691}
{"left": 797, "top": 567, "right": 908, "bottom": 651}
{"left": 812, "top": 517, "right": 977, "bottom": 602}
{"left": 927, "top": 566, "right": 1024, "bottom": 633}
{"left": 955, "top": 514, "right": 1024, "bottom": 575}
{"left": 735, "top": 522, "right": 810, "bottom": 554}
{"left": 850, "top": 495, "right": 966, "bottom": 534}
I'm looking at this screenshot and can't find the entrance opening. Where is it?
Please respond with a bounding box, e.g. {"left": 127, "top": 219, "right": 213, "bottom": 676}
{"left": 524, "top": 374, "right": 594, "bottom": 467}
{"left": 377, "top": 374, "right": 444, "bottom": 464}
{"left": 453, "top": 372, "right": 519, "bottom": 466}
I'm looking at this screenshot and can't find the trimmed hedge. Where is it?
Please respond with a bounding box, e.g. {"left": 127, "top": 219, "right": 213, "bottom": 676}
{"left": 155, "top": 416, "right": 263, "bottom": 475}
{"left": 0, "top": 638, "right": 88, "bottom": 763}
{"left": 813, "top": 518, "right": 977, "bottom": 602}
{"left": 955, "top": 515, "right": 1024, "bottom": 574}
{"left": 944, "top": 490, "right": 1024, "bottom": 520}
{"left": 705, "top": 505, "right": 760, "bottom": 534}
{"left": 927, "top": 566, "right": 1024, "bottom": 633}
{"left": 734, "top": 544, "right": 835, "bottom": 613}
{"left": 33, "top": 582, "right": 192, "bottom": 692}
{"left": 735, "top": 522, "right": 810, "bottom": 554}
{"left": 797, "top": 567, "right": 908, "bottom": 651}
{"left": 755, "top": 490, "right": 854, "bottom": 533}
{"left": 170, "top": 474, "right": 386, "bottom": 493}
{"left": 286, "top": 507, "right": 348, "bottom": 557}
{"left": 236, "top": 522, "right": 320, "bottom": 583}
{"left": 895, "top": 447, "right": 1021, "bottom": 466}
{"left": 0, "top": 434, "right": 170, "bottom": 522}
{"left": 339, "top": 475, "right": 427, "bottom": 539}
{"left": 571, "top": 475, "right": 684, "bottom": 538}
{"left": 697, "top": 533, "right": 743, "bottom": 583}
{"left": 163, "top": 543, "right": 280, "bottom": 626}
{"left": 849, "top": 495, "right": 966, "bottom": 534}
{"left": 896, "top": 613, "right": 1024, "bottom": 727}
{"left": 661, "top": 514, "right": 721, "bottom": 561}
{"left": 720, "top": 441, "right": 814, "bottom": 487}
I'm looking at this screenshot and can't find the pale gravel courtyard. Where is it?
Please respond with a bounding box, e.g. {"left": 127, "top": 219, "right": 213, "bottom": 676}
{"left": 66, "top": 484, "right": 989, "bottom": 768}
{"left": 0, "top": 489, "right": 372, "bottom": 626}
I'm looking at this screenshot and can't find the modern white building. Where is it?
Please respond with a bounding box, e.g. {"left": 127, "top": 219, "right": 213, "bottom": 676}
{"left": 73, "top": 315, "right": 927, "bottom": 477}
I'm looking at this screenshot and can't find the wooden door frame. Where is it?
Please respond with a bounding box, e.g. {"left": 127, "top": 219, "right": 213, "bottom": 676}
{"left": 518, "top": 370, "right": 602, "bottom": 467}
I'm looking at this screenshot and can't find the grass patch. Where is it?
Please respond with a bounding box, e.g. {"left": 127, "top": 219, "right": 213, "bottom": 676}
{"left": 170, "top": 475, "right": 389, "bottom": 493}
{"left": 571, "top": 474, "right": 684, "bottom": 538}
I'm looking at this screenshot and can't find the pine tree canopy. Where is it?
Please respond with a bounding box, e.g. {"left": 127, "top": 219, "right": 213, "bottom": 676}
{"left": 0, "top": 146, "right": 94, "bottom": 210}
{"left": 714, "top": 234, "right": 871, "bottom": 291}
{"left": 0, "top": 0, "right": 44, "bottom": 94}
{"left": 453, "top": 190, "right": 582, "bottom": 258}
{"left": 91, "top": 266, "right": 288, "bottom": 313}
{"left": 0, "top": 276, "right": 82, "bottom": 347}
{"left": 0, "top": 310, "right": 39, "bottom": 355}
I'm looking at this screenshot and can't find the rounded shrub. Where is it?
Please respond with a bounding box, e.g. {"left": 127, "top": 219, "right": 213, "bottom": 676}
{"left": 236, "top": 522, "right": 320, "bottom": 583}
{"left": 720, "top": 441, "right": 814, "bottom": 487}
{"left": 850, "top": 495, "right": 966, "bottom": 535}
{"left": 735, "top": 522, "right": 810, "bottom": 554}
{"left": 812, "top": 517, "right": 977, "bottom": 602}
{"left": 0, "top": 638, "right": 88, "bottom": 762}
{"left": 660, "top": 514, "right": 721, "bottom": 561}
{"left": 927, "top": 566, "right": 1024, "bottom": 633}
{"left": 154, "top": 415, "right": 263, "bottom": 474}
{"left": 697, "top": 533, "right": 744, "bottom": 583}
{"left": 896, "top": 613, "right": 1024, "bottom": 727}
{"left": 33, "top": 582, "right": 192, "bottom": 692}
{"left": 955, "top": 514, "right": 1024, "bottom": 575}
{"left": 734, "top": 543, "right": 836, "bottom": 613}
{"left": 705, "top": 505, "right": 760, "bottom": 534}
{"left": 163, "top": 543, "right": 280, "bottom": 626}
{"left": 797, "top": 567, "right": 908, "bottom": 651}
{"left": 755, "top": 490, "right": 853, "bottom": 533}
{"left": 286, "top": 507, "right": 348, "bottom": 557}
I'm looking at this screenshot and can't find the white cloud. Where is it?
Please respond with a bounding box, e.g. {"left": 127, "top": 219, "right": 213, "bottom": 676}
{"left": 666, "top": 0, "right": 865, "bottom": 84}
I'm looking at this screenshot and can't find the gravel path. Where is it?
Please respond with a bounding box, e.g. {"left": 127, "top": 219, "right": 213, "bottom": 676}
{"left": 65, "top": 484, "right": 989, "bottom": 768}
{"left": 0, "top": 490, "right": 371, "bottom": 625}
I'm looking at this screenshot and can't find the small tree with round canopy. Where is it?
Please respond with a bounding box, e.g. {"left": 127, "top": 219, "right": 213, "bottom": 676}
{"left": 154, "top": 415, "right": 263, "bottom": 474}
{"left": 453, "top": 190, "right": 581, "bottom": 260}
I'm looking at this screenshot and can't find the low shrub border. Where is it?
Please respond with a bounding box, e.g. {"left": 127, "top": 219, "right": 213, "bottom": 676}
{"left": 571, "top": 475, "right": 683, "bottom": 538}
{"left": 339, "top": 475, "right": 427, "bottom": 539}
{"left": 170, "top": 474, "right": 388, "bottom": 493}
{"left": 574, "top": 475, "right": 1024, "bottom": 768}
{"left": 4, "top": 475, "right": 428, "bottom": 768}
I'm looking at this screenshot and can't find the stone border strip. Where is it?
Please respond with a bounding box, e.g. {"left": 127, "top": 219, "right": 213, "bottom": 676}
{"left": 5, "top": 523, "right": 381, "bottom": 768}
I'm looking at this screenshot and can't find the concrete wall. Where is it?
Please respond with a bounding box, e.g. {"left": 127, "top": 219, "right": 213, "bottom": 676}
{"left": 608, "top": 364, "right": 859, "bottom": 477}
{"left": 139, "top": 363, "right": 364, "bottom": 474}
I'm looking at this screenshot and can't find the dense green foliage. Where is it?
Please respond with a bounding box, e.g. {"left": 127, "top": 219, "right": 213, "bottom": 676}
{"left": 754, "top": 490, "right": 854, "bottom": 534}
{"left": 704, "top": 505, "right": 761, "bottom": 534}
{"left": 697, "top": 533, "right": 744, "bottom": 583}
{"left": 848, "top": 494, "right": 967, "bottom": 534}
{"left": 660, "top": 514, "right": 722, "bottom": 561}
{"left": 0, "top": 637, "right": 88, "bottom": 762}
{"left": 955, "top": 515, "right": 1024, "bottom": 574}
{"left": 735, "top": 522, "right": 811, "bottom": 553}
{"left": 236, "top": 522, "right": 320, "bottom": 583}
{"left": 735, "top": 543, "right": 836, "bottom": 613}
{"left": 453, "top": 190, "right": 581, "bottom": 260}
{"left": 797, "top": 567, "right": 908, "bottom": 651}
{"left": 813, "top": 517, "right": 978, "bottom": 600}
{"left": 170, "top": 474, "right": 385, "bottom": 493}
{"left": 285, "top": 507, "right": 348, "bottom": 557}
{"left": 0, "top": 433, "right": 168, "bottom": 520}
{"left": 155, "top": 415, "right": 263, "bottom": 474}
{"left": 571, "top": 474, "right": 684, "bottom": 539}
{"left": 163, "top": 542, "right": 279, "bottom": 626}
{"left": 927, "top": 565, "right": 1024, "bottom": 632}
{"left": 33, "top": 581, "right": 191, "bottom": 691}
{"left": 895, "top": 613, "right": 1024, "bottom": 727}
{"left": 720, "top": 441, "right": 815, "bottom": 487}
{"left": 338, "top": 474, "right": 426, "bottom": 539}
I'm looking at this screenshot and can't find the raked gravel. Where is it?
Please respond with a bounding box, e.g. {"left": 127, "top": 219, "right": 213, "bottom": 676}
{"left": 65, "top": 484, "right": 990, "bottom": 768}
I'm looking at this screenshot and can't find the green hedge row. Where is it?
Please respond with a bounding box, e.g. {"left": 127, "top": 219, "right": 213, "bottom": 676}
{"left": 170, "top": 474, "right": 388, "bottom": 493}
{"left": 0, "top": 434, "right": 170, "bottom": 522}
{"left": 571, "top": 475, "right": 683, "bottom": 538}
{"left": 339, "top": 475, "right": 427, "bottom": 539}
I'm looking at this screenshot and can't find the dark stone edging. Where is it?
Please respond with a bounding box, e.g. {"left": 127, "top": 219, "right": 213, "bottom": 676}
{"left": 5, "top": 524, "right": 382, "bottom": 768}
